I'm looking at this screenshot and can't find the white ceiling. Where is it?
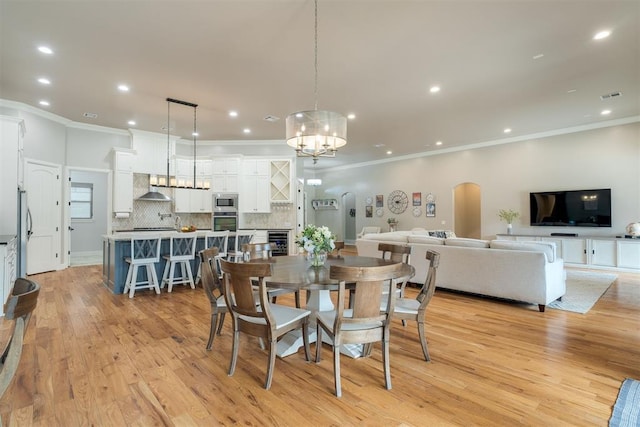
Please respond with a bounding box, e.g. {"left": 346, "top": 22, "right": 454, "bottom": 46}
{"left": 1, "top": 1, "right": 638, "bottom": 169}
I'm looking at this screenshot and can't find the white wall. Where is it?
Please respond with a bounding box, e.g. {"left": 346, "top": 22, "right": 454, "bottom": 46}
{"left": 66, "top": 127, "right": 130, "bottom": 169}
{"left": 69, "top": 170, "right": 109, "bottom": 252}
{"left": 314, "top": 122, "right": 640, "bottom": 239}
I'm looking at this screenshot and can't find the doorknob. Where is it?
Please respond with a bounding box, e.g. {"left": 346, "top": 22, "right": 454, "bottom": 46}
{"left": 69, "top": 226, "right": 75, "bottom": 231}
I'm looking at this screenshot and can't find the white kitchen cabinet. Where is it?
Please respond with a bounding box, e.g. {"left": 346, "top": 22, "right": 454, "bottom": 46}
{"left": 270, "top": 159, "right": 292, "bottom": 203}
{"left": 113, "top": 150, "right": 134, "bottom": 213}
{"left": 590, "top": 239, "right": 617, "bottom": 267}
{"left": 131, "top": 129, "right": 176, "bottom": 175}
{"left": 212, "top": 174, "right": 239, "bottom": 193}
{"left": 240, "top": 175, "right": 270, "bottom": 213}
{"left": 1, "top": 237, "right": 17, "bottom": 314}
{"left": 254, "top": 230, "right": 268, "bottom": 244}
{"left": 212, "top": 157, "right": 239, "bottom": 175}
{"left": 174, "top": 157, "right": 212, "bottom": 188}
{"left": 242, "top": 158, "right": 270, "bottom": 176}
{"left": 211, "top": 157, "right": 240, "bottom": 193}
{"left": 174, "top": 188, "right": 212, "bottom": 213}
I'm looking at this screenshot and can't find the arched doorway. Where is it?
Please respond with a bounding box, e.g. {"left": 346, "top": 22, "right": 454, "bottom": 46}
{"left": 341, "top": 192, "right": 356, "bottom": 244}
{"left": 453, "top": 182, "right": 481, "bottom": 239}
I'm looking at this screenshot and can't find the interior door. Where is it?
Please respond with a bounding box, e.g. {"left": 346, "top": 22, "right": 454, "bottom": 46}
{"left": 26, "top": 161, "right": 61, "bottom": 274}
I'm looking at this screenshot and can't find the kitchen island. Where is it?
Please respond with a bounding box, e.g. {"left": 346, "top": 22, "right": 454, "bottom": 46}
{"left": 102, "top": 230, "right": 212, "bottom": 294}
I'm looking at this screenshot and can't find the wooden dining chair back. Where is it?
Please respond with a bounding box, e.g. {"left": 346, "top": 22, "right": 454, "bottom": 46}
{"left": 378, "top": 242, "right": 412, "bottom": 298}
{"left": 195, "top": 230, "right": 230, "bottom": 281}
{"left": 332, "top": 241, "right": 345, "bottom": 257}
{"left": 199, "top": 247, "right": 227, "bottom": 350}
{"left": 390, "top": 250, "right": 440, "bottom": 361}
{"left": 316, "top": 262, "right": 405, "bottom": 397}
{"left": 0, "top": 278, "right": 40, "bottom": 405}
{"left": 219, "top": 259, "right": 311, "bottom": 390}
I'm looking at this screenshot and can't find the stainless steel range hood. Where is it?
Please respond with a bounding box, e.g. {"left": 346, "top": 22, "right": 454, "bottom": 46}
{"left": 137, "top": 187, "right": 171, "bottom": 202}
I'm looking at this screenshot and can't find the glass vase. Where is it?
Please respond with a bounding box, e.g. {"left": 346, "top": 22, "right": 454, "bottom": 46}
{"left": 307, "top": 250, "right": 327, "bottom": 267}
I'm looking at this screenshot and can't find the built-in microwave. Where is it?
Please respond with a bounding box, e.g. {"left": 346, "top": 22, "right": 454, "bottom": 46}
{"left": 213, "top": 193, "right": 238, "bottom": 212}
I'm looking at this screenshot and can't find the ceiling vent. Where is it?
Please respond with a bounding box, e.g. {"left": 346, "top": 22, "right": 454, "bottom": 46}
{"left": 600, "top": 91, "right": 622, "bottom": 100}
{"left": 263, "top": 115, "right": 280, "bottom": 122}
{"left": 83, "top": 112, "right": 98, "bottom": 119}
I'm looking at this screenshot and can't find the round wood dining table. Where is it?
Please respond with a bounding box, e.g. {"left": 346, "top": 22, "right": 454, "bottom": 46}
{"left": 257, "top": 254, "right": 415, "bottom": 358}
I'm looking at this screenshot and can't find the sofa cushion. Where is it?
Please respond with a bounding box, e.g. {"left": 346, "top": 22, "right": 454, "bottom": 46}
{"left": 362, "top": 231, "right": 410, "bottom": 243}
{"left": 445, "top": 237, "right": 490, "bottom": 248}
{"left": 489, "top": 240, "right": 556, "bottom": 263}
{"left": 408, "top": 235, "right": 445, "bottom": 245}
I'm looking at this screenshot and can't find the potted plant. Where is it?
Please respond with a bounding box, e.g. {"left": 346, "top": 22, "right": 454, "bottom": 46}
{"left": 498, "top": 209, "right": 519, "bottom": 234}
{"left": 387, "top": 217, "right": 398, "bottom": 232}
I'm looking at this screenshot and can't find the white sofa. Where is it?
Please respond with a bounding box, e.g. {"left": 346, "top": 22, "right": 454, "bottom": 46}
{"left": 356, "top": 231, "right": 565, "bottom": 312}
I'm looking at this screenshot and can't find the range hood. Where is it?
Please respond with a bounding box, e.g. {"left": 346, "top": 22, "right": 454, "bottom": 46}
{"left": 137, "top": 187, "right": 171, "bottom": 202}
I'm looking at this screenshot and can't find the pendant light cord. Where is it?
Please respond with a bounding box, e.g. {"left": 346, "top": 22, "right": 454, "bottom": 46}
{"left": 314, "top": 0, "right": 318, "bottom": 111}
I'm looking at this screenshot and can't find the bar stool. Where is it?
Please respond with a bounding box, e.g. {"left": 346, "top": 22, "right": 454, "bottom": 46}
{"left": 161, "top": 233, "right": 198, "bottom": 292}
{"left": 123, "top": 235, "right": 162, "bottom": 298}
{"left": 227, "top": 230, "right": 255, "bottom": 262}
{"left": 196, "top": 230, "right": 230, "bottom": 281}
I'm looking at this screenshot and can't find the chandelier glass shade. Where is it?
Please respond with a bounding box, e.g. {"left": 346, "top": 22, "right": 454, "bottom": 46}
{"left": 285, "top": 110, "right": 346, "bottom": 160}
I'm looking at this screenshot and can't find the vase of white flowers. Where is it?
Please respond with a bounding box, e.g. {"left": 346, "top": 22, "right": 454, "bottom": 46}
{"left": 296, "top": 224, "right": 336, "bottom": 267}
{"left": 498, "top": 209, "right": 520, "bottom": 234}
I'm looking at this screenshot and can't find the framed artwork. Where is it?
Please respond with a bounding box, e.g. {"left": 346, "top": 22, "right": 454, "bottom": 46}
{"left": 426, "top": 202, "right": 436, "bottom": 217}
{"left": 375, "top": 194, "right": 384, "bottom": 207}
{"left": 365, "top": 206, "right": 373, "bottom": 217}
{"left": 412, "top": 192, "right": 421, "bottom": 206}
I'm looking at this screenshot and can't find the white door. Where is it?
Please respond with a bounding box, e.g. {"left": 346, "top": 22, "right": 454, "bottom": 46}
{"left": 26, "top": 161, "right": 62, "bottom": 274}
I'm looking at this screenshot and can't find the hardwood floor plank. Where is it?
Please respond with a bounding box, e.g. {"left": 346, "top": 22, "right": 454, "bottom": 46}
{"left": 0, "top": 264, "right": 638, "bottom": 426}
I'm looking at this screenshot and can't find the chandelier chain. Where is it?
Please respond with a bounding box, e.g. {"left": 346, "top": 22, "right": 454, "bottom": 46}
{"left": 314, "top": 0, "right": 318, "bottom": 111}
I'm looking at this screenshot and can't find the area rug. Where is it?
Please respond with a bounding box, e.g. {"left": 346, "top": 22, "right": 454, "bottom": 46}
{"left": 610, "top": 378, "right": 640, "bottom": 427}
{"left": 547, "top": 270, "right": 617, "bottom": 314}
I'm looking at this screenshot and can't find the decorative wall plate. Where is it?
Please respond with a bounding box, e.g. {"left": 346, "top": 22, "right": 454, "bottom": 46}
{"left": 413, "top": 206, "right": 421, "bottom": 217}
{"left": 365, "top": 196, "right": 373, "bottom": 206}
{"left": 376, "top": 208, "right": 384, "bottom": 217}
{"left": 388, "top": 190, "right": 408, "bottom": 214}
{"left": 425, "top": 193, "right": 435, "bottom": 203}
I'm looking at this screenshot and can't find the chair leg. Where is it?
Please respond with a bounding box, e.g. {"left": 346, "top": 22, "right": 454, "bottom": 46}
{"left": 295, "top": 291, "right": 301, "bottom": 309}
{"left": 417, "top": 321, "right": 431, "bottom": 362}
{"left": 161, "top": 261, "right": 170, "bottom": 289}
{"left": 185, "top": 261, "right": 195, "bottom": 289}
{"left": 265, "top": 339, "right": 277, "bottom": 390}
{"left": 124, "top": 263, "right": 133, "bottom": 294}
{"left": 302, "top": 318, "right": 311, "bottom": 362}
{"left": 149, "top": 264, "right": 161, "bottom": 294}
{"left": 333, "top": 343, "right": 342, "bottom": 398}
{"left": 383, "top": 333, "right": 392, "bottom": 390}
{"left": 167, "top": 262, "right": 176, "bottom": 292}
{"left": 315, "top": 325, "right": 323, "bottom": 363}
{"left": 129, "top": 265, "right": 139, "bottom": 298}
{"left": 206, "top": 312, "right": 218, "bottom": 350}
{"left": 229, "top": 329, "right": 240, "bottom": 376}
{"left": 216, "top": 313, "right": 226, "bottom": 335}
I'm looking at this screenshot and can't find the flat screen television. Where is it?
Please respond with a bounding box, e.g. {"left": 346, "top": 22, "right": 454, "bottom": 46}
{"left": 529, "top": 189, "right": 611, "bottom": 227}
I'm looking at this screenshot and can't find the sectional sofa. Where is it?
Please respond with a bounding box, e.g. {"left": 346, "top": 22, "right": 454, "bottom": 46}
{"left": 355, "top": 230, "right": 566, "bottom": 312}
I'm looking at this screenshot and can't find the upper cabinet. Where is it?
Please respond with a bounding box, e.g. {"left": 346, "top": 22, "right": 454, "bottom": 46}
{"left": 174, "top": 156, "right": 212, "bottom": 188}
{"left": 113, "top": 149, "right": 135, "bottom": 213}
{"left": 212, "top": 157, "right": 240, "bottom": 193}
{"left": 242, "top": 159, "right": 270, "bottom": 176}
{"left": 130, "top": 129, "right": 176, "bottom": 175}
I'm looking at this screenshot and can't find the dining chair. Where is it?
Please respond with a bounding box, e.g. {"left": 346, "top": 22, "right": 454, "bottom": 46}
{"left": 378, "top": 243, "right": 412, "bottom": 298}
{"left": 0, "top": 278, "right": 41, "bottom": 409}
{"left": 315, "top": 262, "right": 405, "bottom": 397}
{"left": 123, "top": 235, "right": 162, "bottom": 298}
{"left": 242, "top": 242, "right": 302, "bottom": 308}
{"left": 161, "top": 233, "right": 197, "bottom": 292}
{"left": 219, "top": 259, "right": 311, "bottom": 390}
{"left": 199, "top": 247, "right": 227, "bottom": 350}
{"left": 227, "top": 229, "right": 255, "bottom": 262}
{"left": 385, "top": 250, "right": 440, "bottom": 361}
{"left": 332, "top": 241, "right": 345, "bottom": 257}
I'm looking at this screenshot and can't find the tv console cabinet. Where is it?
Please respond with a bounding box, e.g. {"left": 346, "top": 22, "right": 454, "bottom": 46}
{"left": 496, "top": 234, "right": 640, "bottom": 272}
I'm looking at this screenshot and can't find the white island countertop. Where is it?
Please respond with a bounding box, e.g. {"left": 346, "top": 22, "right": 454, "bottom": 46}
{"left": 104, "top": 230, "right": 219, "bottom": 241}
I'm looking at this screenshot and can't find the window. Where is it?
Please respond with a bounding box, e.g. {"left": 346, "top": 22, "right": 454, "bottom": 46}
{"left": 70, "top": 182, "right": 93, "bottom": 219}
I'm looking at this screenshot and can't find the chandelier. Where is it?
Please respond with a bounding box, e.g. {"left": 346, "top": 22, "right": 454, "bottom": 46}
{"left": 285, "top": 0, "right": 347, "bottom": 163}
{"left": 149, "top": 97, "right": 209, "bottom": 190}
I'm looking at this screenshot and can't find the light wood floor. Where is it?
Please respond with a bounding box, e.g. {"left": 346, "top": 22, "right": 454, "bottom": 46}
{"left": 1, "top": 254, "right": 639, "bottom": 426}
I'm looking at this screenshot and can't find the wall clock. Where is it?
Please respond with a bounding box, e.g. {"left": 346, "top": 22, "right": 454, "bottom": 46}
{"left": 388, "top": 190, "right": 408, "bottom": 214}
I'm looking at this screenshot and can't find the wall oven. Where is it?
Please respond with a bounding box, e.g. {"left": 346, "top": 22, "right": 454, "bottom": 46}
{"left": 212, "top": 212, "right": 237, "bottom": 232}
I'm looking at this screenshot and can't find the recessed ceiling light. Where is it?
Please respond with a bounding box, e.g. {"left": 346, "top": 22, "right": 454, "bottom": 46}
{"left": 567, "top": 89, "right": 577, "bottom": 93}
{"left": 128, "top": 120, "right": 136, "bottom": 126}
{"left": 504, "top": 128, "right": 512, "bottom": 134}
{"left": 243, "top": 128, "right": 251, "bottom": 134}
{"left": 386, "top": 150, "right": 392, "bottom": 155}
{"left": 347, "top": 113, "right": 356, "bottom": 120}
{"left": 192, "top": 132, "right": 199, "bottom": 137}
{"left": 533, "top": 53, "right": 544, "bottom": 60}
{"left": 37, "top": 77, "right": 51, "bottom": 85}
{"left": 601, "top": 109, "right": 611, "bottom": 115}
{"left": 117, "top": 84, "right": 130, "bottom": 92}
{"left": 374, "top": 143, "right": 385, "bottom": 148}
{"left": 435, "top": 141, "right": 443, "bottom": 146}
{"left": 37, "top": 46, "right": 53, "bottom": 54}
{"left": 593, "top": 30, "right": 611, "bottom": 40}
{"left": 39, "top": 100, "right": 50, "bottom": 106}
{"left": 229, "top": 111, "right": 238, "bottom": 117}
{"left": 429, "top": 86, "right": 441, "bottom": 93}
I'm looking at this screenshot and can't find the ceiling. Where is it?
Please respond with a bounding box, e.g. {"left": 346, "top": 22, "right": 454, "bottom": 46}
{"left": 1, "top": 1, "right": 638, "bottom": 169}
